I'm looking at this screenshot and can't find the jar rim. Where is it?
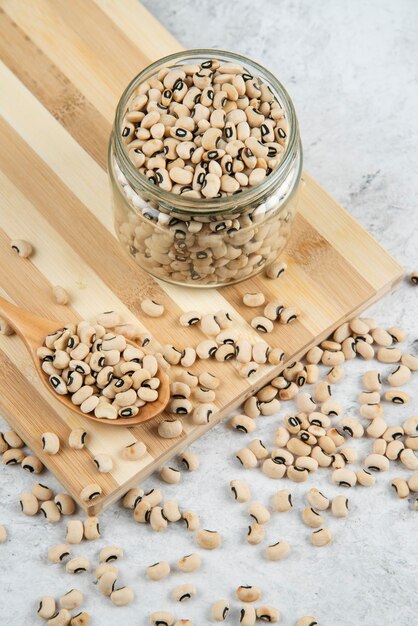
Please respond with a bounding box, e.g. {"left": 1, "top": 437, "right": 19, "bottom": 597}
{"left": 113, "top": 48, "right": 300, "bottom": 215}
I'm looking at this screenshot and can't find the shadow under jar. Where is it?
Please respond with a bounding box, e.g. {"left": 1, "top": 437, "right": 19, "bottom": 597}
{"left": 109, "top": 49, "right": 303, "bottom": 288}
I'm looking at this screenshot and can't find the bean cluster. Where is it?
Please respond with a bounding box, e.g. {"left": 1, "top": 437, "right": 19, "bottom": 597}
{"left": 37, "top": 315, "right": 161, "bottom": 420}
{"left": 122, "top": 59, "right": 288, "bottom": 198}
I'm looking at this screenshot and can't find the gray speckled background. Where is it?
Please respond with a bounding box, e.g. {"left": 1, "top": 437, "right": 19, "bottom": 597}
{"left": 1, "top": 1, "right": 418, "bottom": 624}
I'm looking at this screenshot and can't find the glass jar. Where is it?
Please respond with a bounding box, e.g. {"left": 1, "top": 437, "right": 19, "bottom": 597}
{"left": 108, "top": 49, "right": 302, "bottom": 287}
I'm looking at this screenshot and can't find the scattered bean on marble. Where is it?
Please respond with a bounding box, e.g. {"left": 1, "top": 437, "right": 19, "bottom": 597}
{"left": 20, "top": 492, "right": 39, "bottom": 516}
{"left": 111, "top": 586, "right": 134, "bottom": 606}
{"left": 177, "top": 553, "right": 202, "bottom": 573}
{"left": 54, "top": 493, "right": 76, "bottom": 515}
{"left": 211, "top": 599, "right": 230, "bottom": 621}
{"left": 66, "top": 556, "right": 90, "bottom": 574}
{"left": 331, "top": 495, "right": 349, "bottom": 517}
{"left": 179, "top": 450, "right": 199, "bottom": 471}
{"left": 47, "top": 610, "right": 72, "bottom": 626}
{"left": 40, "top": 500, "right": 61, "bottom": 523}
{"left": 22, "top": 455, "right": 44, "bottom": 474}
{"left": 0, "top": 525, "right": 7, "bottom": 543}
{"left": 236, "top": 586, "right": 261, "bottom": 603}
{"left": 150, "top": 611, "right": 175, "bottom": 626}
{"left": 98, "top": 570, "right": 118, "bottom": 596}
{"left": 172, "top": 583, "right": 197, "bottom": 602}
{"left": 147, "top": 560, "right": 171, "bottom": 581}
{"left": 38, "top": 596, "right": 56, "bottom": 619}
{"left": 356, "top": 468, "right": 376, "bottom": 487}
{"left": 70, "top": 612, "right": 91, "bottom": 626}
{"left": 256, "top": 606, "right": 280, "bottom": 622}
{"left": 60, "top": 589, "right": 83, "bottom": 611}
{"left": 265, "top": 540, "right": 290, "bottom": 561}
{"left": 310, "top": 528, "right": 332, "bottom": 547}
{"left": 248, "top": 502, "right": 271, "bottom": 525}
{"left": 391, "top": 478, "right": 410, "bottom": 499}
{"left": 48, "top": 544, "right": 71, "bottom": 564}
{"left": 196, "top": 528, "right": 222, "bottom": 550}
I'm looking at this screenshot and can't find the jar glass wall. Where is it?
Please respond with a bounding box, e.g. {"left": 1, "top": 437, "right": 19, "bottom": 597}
{"left": 109, "top": 49, "right": 303, "bottom": 288}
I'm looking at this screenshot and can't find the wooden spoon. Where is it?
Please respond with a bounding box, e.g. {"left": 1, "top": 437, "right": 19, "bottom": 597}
{"left": 0, "top": 296, "right": 170, "bottom": 426}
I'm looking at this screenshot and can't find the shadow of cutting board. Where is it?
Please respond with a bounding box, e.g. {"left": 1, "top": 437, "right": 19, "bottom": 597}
{"left": 0, "top": 0, "right": 403, "bottom": 513}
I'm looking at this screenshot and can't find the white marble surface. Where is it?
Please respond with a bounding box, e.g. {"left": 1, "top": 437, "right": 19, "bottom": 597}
{"left": 1, "top": 1, "right": 418, "bottom": 624}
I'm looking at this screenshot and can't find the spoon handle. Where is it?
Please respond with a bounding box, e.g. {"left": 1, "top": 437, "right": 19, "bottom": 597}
{"left": 0, "top": 295, "right": 60, "bottom": 346}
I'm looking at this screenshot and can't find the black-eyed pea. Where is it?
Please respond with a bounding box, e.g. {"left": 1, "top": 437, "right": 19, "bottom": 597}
{"left": 177, "top": 553, "right": 202, "bottom": 573}
{"left": 383, "top": 389, "right": 409, "bottom": 404}
{"left": 332, "top": 454, "right": 345, "bottom": 470}
{"left": 48, "top": 543, "right": 71, "bottom": 564}
{"left": 19, "top": 492, "right": 39, "bottom": 516}
{"left": 236, "top": 448, "right": 258, "bottom": 469}
{"left": 247, "top": 522, "right": 265, "bottom": 545}
{"left": 252, "top": 340, "right": 270, "bottom": 364}
{"left": 391, "top": 478, "right": 409, "bottom": 499}
{"left": 332, "top": 468, "right": 357, "bottom": 487}
{"left": 236, "top": 586, "right": 261, "bottom": 603}
{"left": 272, "top": 489, "right": 293, "bottom": 512}
{"left": 366, "top": 417, "right": 387, "bottom": 439}
{"left": 296, "top": 617, "right": 318, "bottom": 626}
{"left": 240, "top": 362, "right": 260, "bottom": 379}
{"left": 296, "top": 393, "right": 317, "bottom": 413}
{"left": 338, "top": 417, "right": 364, "bottom": 438}
{"left": 383, "top": 425, "right": 404, "bottom": 441}
{"left": 193, "top": 386, "right": 216, "bottom": 402}
{"left": 313, "top": 382, "right": 332, "bottom": 403}
{"left": 326, "top": 428, "right": 345, "bottom": 447}
{"left": 70, "top": 612, "right": 90, "bottom": 626}
{"left": 287, "top": 465, "right": 309, "bottom": 483}
{"left": 295, "top": 456, "right": 318, "bottom": 473}
{"left": 196, "top": 528, "right": 221, "bottom": 550}
{"left": 175, "top": 451, "right": 199, "bottom": 475}
{"left": 40, "top": 500, "right": 61, "bottom": 523}
{"left": 68, "top": 428, "right": 87, "bottom": 449}
{"left": 150, "top": 506, "right": 168, "bottom": 532}
{"left": 268, "top": 347, "right": 285, "bottom": 366}
{"left": 235, "top": 339, "right": 253, "bottom": 363}
{"left": 11, "top": 238, "right": 33, "bottom": 257}
{"left": 240, "top": 604, "right": 257, "bottom": 626}
{"left": 99, "top": 545, "right": 124, "bottom": 563}
{"left": 98, "top": 568, "right": 118, "bottom": 596}
{"left": 408, "top": 474, "right": 418, "bottom": 492}
{"left": 307, "top": 488, "right": 329, "bottom": 511}
{"left": 38, "top": 596, "right": 56, "bottom": 619}
{"left": 158, "top": 419, "right": 183, "bottom": 438}
{"left": 311, "top": 528, "right": 332, "bottom": 547}
{"left": 248, "top": 502, "right": 270, "bottom": 524}
{"left": 248, "top": 439, "right": 268, "bottom": 460}
{"left": 331, "top": 495, "right": 349, "bottom": 518}
{"left": 21, "top": 455, "right": 44, "bottom": 474}
{"left": 80, "top": 483, "right": 102, "bottom": 502}
{"left": 211, "top": 599, "right": 230, "bottom": 621}
{"left": 160, "top": 466, "right": 181, "bottom": 484}
{"left": 359, "top": 391, "right": 380, "bottom": 405}
{"left": 354, "top": 340, "right": 374, "bottom": 360}
{"left": 150, "top": 611, "right": 175, "bottom": 626}
{"left": 161, "top": 499, "right": 180, "bottom": 523}
{"left": 265, "top": 540, "right": 290, "bottom": 561}
{"left": 406, "top": 436, "right": 418, "bottom": 451}
{"left": 111, "top": 586, "right": 134, "bottom": 606}
{"left": 340, "top": 447, "right": 358, "bottom": 464}
{"left": 302, "top": 507, "right": 323, "bottom": 528}
{"left": 66, "top": 556, "right": 90, "bottom": 574}
{"left": 377, "top": 347, "right": 402, "bottom": 363}
{"left": 182, "top": 510, "right": 200, "bottom": 531}
{"left": 60, "top": 589, "right": 83, "bottom": 611}
{"left": 231, "top": 479, "right": 251, "bottom": 503}
{"left": 363, "top": 370, "right": 382, "bottom": 391}
{"left": 317, "top": 435, "right": 336, "bottom": 455}
{"left": 256, "top": 606, "right": 280, "bottom": 623}
{"left": 387, "top": 364, "right": 411, "bottom": 386}
{"left": 133, "top": 500, "right": 151, "bottom": 523}
{"left": 356, "top": 468, "right": 376, "bottom": 487}
{"left": 192, "top": 403, "right": 216, "bottom": 425}
{"left": 364, "top": 453, "right": 390, "bottom": 472}
{"left": 373, "top": 439, "right": 387, "bottom": 455}
{"left": 385, "top": 439, "right": 405, "bottom": 461}
{"left": 243, "top": 292, "right": 265, "bottom": 307}
{"left": 172, "top": 583, "right": 197, "bottom": 602}
{"left": 54, "top": 494, "right": 76, "bottom": 515}
{"left": 42, "top": 432, "right": 60, "bottom": 455}
{"left": 286, "top": 438, "right": 311, "bottom": 457}
{"left": 360, "top": 403, "right": 384, "bottom": 420}
{"left": 65, "top": 519, "right": 84, "bottom": 544}
{"left": 400, "top": 448, "right": 418, "bottom": 470}
{"left": 146, "top": 560, "right": 170, "bottom": 581}
{"left": 403, "top": 416, "right": 418, "bottom": 436}
{"left": 3, "top": 431, "right": 24, "bottom": 448}
{"left": 46, "top": 609, "right": 72, "bottom": 626}
{"left": 401, "top": 353, "right": 418, "bottom": 371}
{"left": 83, "top": 515, "right": 100, "bottom": 540}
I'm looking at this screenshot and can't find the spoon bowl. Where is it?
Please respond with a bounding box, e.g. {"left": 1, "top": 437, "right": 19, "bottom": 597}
{"left": 0, "top": 296, "right": 170, "bottom": 426}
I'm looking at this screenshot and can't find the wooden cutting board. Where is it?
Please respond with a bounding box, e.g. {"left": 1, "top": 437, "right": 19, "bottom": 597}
{"left": 0, "top": 0, "right": 403, "bottom": 514}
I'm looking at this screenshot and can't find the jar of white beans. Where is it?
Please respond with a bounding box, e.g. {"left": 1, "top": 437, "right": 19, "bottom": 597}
{"left": 109, "top": 49, "right": 302, "bottom": 287}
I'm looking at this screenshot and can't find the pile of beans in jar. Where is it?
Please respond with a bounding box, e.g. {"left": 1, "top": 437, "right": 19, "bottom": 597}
{"left": 121, "top": 59, "right": 288, "bottom": 198}
{"left": 114, "top": 56, "right": 298, "bottom": 286}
